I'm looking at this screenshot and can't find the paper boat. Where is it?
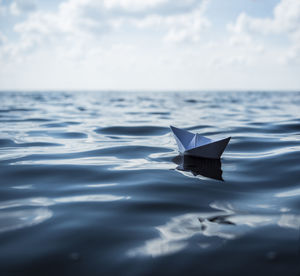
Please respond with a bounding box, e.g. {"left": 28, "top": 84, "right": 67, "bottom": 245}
{"left": 170, "top": 126, "right": 231, "bottom": 159}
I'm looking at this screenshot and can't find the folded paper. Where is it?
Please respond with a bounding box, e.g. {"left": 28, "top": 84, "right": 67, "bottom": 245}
{"left": 170, "top": 126, "right": 230, "bottom": 159}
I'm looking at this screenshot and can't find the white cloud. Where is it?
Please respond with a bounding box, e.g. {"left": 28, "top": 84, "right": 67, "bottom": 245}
{"left": 0, "top": 0, "right": 299, "bottom": 90}
{"left": 228, "top": 0, "right": 300, "bottom": 35}
{"left": 163, "top": 2, "right": 210, "bottom": 43}
{"left": 228, "top": 0, "right": 300, "bottom": 64}
{"left": 0, "top": 0, "right": 210, "bottom": 63}
{"left": 9, "top": 0, "right": 36, "bottom": 16}
{"left": 209, "top": 55, "right": 252, "bottom": 69}
{"left": 12, "top": 0, "right": 209, "bottom": 38}
{"left": 0, "top": 0, "right": 211, "bottom": 89}
{"left": 101, "top": 0, "right": 201, "bottom": 15}
{"left": 0, "top": 31, "right": 7, "bottom": 46}
{"left": 130, "top": 0, "right": 210, "bottom": 43}
{"left": 279, "top": 29, "right": 300, "bottom": 64}
{"left": 265, "top": 0, "right": 300, "bottom": 33}
{"left": 279, "top": 44, "right": 300, "bottom": 64}
{"left": 103, "top": 0, "right": 168, "bottom": 11}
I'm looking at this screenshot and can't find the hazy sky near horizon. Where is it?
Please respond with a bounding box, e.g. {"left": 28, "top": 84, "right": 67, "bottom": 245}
{"left": 0, "top": 0, "right": 300, "bottom": 91}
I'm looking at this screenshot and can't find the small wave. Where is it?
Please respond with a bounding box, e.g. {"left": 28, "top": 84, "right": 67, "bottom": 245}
{"left": 147, "top": 112, "right": 170, "bottom": 115}
{"left": 0, "top": 208, "right": 52, "bottom": 233}
{"left": 42, "top": 123, "right": 69, "bottom": 128}
{"left": 228, "top": 137, "right": 300, "bottom": 152}
{"left": 184, "top": 99, "right": 197, "bottom": 103}
{"left": 0, "top": 108, "right": 37, "bottom": 113}
{"left": 51, "top": 132, "right": 87, "bottom": 139}
{"left": 89, "top": 145, "right": 171, "bottom": 159}
{"left": 0, "top": 118, "right": 52, "bottom": 123}
{"left": 6, "top": 145, "right": 172, "bottom": 164}
{"left": 228, "top": 122, "right": 300, "bottom": 134}
{"left": 0, "top": 139, "right": 61, "bottom": 148}
{"left": 95, "top": 126, "right": 169, "bottom": 136}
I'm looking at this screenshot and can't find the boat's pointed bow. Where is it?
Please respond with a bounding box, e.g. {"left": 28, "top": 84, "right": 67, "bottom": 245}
{"left": 169, "top": 126, "right": 195, "bottom": 153}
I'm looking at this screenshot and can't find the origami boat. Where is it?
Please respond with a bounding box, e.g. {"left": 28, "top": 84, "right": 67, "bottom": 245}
{"left": 170, "top": 126, "right": 231, "bottom": 159}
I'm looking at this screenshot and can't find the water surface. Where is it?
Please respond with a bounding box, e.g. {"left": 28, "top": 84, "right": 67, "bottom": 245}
{"left": 0, "top": 91, "right": 300, "bottom": 275}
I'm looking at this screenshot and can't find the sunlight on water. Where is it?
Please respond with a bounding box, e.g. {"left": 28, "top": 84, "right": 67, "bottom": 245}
{"left": 128, "top": 210, "right": 300, "bottom": 257}
{"left": 275, "top": 188, "right": 300, "bottom": 198}
{"left": 0, "top": 208, "right": 52, "bottom": 233}
{"left": 0, "top": 195, "right": 129, "bottom": 210}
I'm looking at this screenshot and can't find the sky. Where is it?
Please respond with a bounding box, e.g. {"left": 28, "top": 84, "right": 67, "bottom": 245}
{"left": 0, "top": 0, "right": 300, "bottom": 91}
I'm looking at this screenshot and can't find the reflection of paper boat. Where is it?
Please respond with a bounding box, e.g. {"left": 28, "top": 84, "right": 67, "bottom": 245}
{"left": 172, "top": 155, "right": 223, "bottom": 181}
{"left": 170, "top": 126, "right": 230, "bottom": 159}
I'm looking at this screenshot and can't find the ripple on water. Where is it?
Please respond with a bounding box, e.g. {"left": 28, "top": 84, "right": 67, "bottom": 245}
{"left": 25, "top": 131, "right": 87, "bottom": 139}
{"left": 228, "top": 137, "right": 300, "bottom": 152}
{"left": 0, "top": 108, "right": 37, "bottom": 113}
{"left": 50, "top": 132, "right": 87, "bottom": 139}
{"left": 0, "top": 208, "right": 52, "bottom": 233}
{"left": 95, "top": 126, "right": 169, "bottom": 136}
{"left": 0, "top": 118, "right": 52, "bottom": 123}
{"left": 0, "top": 139, "right": 62, "bottom": 148}
{"left": 128, "top": 206, "right": 300, "bottom": 257}
{"left": 42, "top": 121, "right": 81, "bottom": 128}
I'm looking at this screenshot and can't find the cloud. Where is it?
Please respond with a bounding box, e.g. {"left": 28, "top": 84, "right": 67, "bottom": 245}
{"left": 0, "top": 0, "right": 210, "bottom": 62}
{"left": 163, "top": 2, "right": 210, "bottom": 43}
{"left": 228, "top": 0, "right": 300, "bottom": 34}
{"left": 228, "top": 0, "right": 300, "bottom": 64}
{"left": 0, "top": 32, "right": 6, "bottom": 46}
{"left": 101, "top": 0, "right": 201, "bottom": 15}
{"left": 0, "top": 0, "right": 299, "bottom": 90}
{"left": 210, "top": 55, "right": 252, "bottom": 69}
{"left": 9, "top": 0, "right": 36, "bottom": 16}
{"left": 130, "top": 0, "right": 210, "bottom": 43}
{"left": 12, "top": 0, "right": 209, "bottom": 38}
{"left": 279, "top": 29, "right": 300, "bottom": 64}
{"left": 279, "top": 44, "right": 300, "bottom": 65}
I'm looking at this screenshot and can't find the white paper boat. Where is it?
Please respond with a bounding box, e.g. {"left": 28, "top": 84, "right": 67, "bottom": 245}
{"left": 170, "top": 126, "right": 231, "bottom": 159}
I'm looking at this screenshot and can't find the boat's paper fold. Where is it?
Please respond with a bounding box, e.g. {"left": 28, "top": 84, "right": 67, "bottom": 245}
{"left": 170, "top": 126, "right": 230, "bottom": 159}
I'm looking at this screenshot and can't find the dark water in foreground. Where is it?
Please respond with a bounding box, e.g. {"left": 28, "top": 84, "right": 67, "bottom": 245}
{"left": 0, "top": 91, "right": 300, "bottom": 276}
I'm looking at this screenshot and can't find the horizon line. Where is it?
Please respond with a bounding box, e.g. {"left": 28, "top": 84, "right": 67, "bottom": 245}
{"left": 0, "top": 89, "right": 299, "bottom": 93}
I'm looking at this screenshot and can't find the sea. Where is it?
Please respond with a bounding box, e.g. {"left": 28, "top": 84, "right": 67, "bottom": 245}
{"left": 0, "top": 91, "right": 299, "bottom": 275}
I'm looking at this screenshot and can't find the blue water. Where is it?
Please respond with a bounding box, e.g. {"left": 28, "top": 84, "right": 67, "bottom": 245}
{"left": 0, "top": 91, "right": 299, "bottom": 275}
